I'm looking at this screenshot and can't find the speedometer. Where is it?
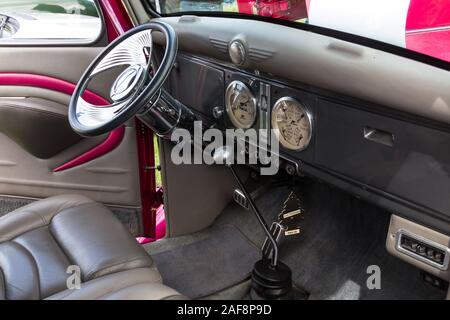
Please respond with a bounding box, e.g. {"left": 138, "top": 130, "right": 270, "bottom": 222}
{"left": 225, "top": 80, "right": 257, "bottom": 129}
{"left": 272, "top": 97, "right": 313, "bottom": 151}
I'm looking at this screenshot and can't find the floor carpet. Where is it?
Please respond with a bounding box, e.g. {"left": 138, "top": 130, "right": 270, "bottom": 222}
{"left": 215, "top": 178, "right": 447, "bottom": 300}
{"left": 0, "top": 196, "right": 33, "bottom": 217}
{"left": 150, "top": 225, "right": 261, "bottom": 299}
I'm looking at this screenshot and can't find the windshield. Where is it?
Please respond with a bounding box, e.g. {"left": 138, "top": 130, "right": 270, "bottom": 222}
{"left": 148, "top": 0, "right": 450, "bottom": 64}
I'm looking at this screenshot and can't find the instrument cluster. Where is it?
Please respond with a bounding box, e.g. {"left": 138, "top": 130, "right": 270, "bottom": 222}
{"left": 224, "top": 80, "right": 313, "bottom": 152}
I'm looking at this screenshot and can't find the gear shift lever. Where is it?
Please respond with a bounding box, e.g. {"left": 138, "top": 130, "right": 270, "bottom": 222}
{"left": 214, "top": 146, "right": 279, "bottom": 267}
{"left": 213, "top": 146, "right": 292, "bottom": 299}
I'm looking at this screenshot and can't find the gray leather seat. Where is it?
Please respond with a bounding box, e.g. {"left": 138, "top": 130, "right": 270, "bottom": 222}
{"left": 0, "top": 194, "right": 184, "bottom": 300}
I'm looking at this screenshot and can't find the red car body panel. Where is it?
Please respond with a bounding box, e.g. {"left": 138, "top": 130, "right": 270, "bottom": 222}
{"left": 237, "top": 0, "right": 307, "bottom": 20}
{"left": 406, "top": 0, "right": 450, "bottom": 62}
{"left": 406, "top": 0, "right": 450, "bottom": 30}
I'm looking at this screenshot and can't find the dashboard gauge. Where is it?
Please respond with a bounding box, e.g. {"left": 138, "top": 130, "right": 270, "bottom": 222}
{"left": 225, "top": 80, "right": 257, "bottom": 129}
{"left": 272, "top": 97, "right": 313, "bottom": 151}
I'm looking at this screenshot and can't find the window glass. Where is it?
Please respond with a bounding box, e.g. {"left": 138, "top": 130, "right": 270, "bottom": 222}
{"left": 0, "top": 0, "right": 102, "bottom": 43}
{"left": 148, "top": 0, "right": 450, "bottom": 63}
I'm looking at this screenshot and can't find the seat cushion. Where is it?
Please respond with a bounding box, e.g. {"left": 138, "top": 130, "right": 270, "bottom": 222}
{"left": 0, "top": 194, "right": 184, "bottom": 300}
{"left": 46, "top": 268, "right": 185, "bottom": 300}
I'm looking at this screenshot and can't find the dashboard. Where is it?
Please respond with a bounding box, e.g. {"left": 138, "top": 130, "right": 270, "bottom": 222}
{"left": 164, "top": 52, "right": 450, "bottom": 236}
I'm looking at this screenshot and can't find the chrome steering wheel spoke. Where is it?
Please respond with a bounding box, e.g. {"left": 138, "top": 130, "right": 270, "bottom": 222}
{"left": 91, "top": 29, "right": 153, "bottom": 76}
{"left": 76, "top": 97, "right": 130, "bottom": 127}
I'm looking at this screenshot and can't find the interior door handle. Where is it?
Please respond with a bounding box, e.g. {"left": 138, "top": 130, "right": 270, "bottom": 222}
{"left": 363, "top": 126, "right": 394, "bottom": 147}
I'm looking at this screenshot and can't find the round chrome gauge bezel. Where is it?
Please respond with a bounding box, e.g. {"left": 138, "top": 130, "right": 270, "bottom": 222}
{"left": 225, "top": 80, "right": 257, "bottom": 129}
{"left": 271, "top": 97, "right": 313, "bottom": 151}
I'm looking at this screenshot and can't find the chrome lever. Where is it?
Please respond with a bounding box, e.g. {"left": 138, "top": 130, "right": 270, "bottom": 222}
{"left": 262, "top": 222, "right": 286, "bottom": 260}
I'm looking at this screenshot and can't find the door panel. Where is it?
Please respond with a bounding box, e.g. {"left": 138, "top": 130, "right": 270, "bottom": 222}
{"left": 0, "top": 97, "right": 81, "bottom": 159}
{"left": 0, "top": 126, "right": 140, "bottom": 206}
{"left": 0, "top": 47, "right": 108, "bottom": 97}
{"left": 0, "top": 86, "right": 72, "bottom": 105}
{"left": 0, "top": 48, "right": 141, "bottom": 209}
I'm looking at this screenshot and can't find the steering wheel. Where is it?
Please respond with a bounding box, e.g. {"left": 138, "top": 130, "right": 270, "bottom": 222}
{"left": 69, "top": 21, "right": 177, "bottom": 137}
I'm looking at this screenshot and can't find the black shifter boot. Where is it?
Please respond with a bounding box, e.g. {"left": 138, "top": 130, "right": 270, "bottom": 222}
{"left": 250, "top": 259, "right": 293, "bottom": 300}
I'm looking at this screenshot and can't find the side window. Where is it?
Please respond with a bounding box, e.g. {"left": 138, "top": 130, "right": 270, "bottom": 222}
{"left": 0, "top": 0, "right": 102, "bottom": 44}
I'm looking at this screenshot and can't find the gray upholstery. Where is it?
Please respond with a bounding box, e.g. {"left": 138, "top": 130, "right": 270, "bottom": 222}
{"left": 46, "top": 268, "right": 185, "bottom": 300}
{"left": 0, "top": 194, "right": 184, "bottom": 300}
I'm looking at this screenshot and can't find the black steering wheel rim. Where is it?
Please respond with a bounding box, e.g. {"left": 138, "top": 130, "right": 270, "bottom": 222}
{"left": 69, "top": 21, "right": 178, "bottom": 137}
